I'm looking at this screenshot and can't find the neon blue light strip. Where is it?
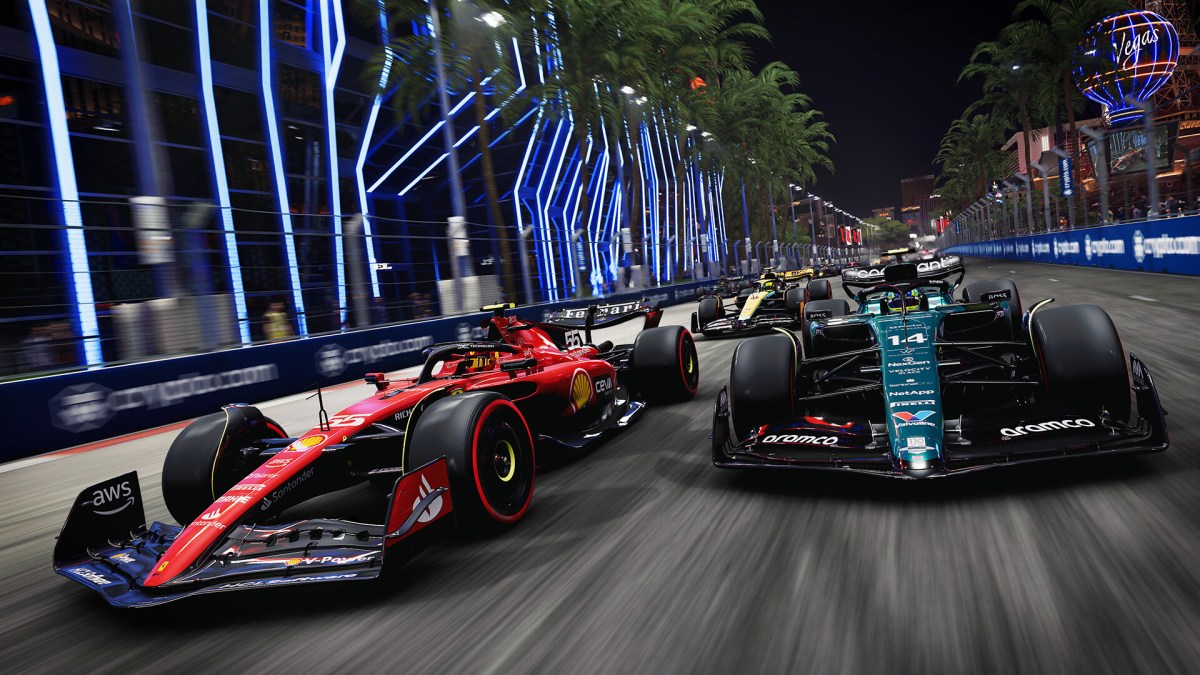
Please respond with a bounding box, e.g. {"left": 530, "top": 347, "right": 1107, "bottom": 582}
{"left": 399, "top": 153, "right": 447, "bottom": 195}
{"left": 353, "top": 0, "right": 389, "bottom": 297}
{"left": 640, "top": 122, "right": 660, "bottom": 281}
{"left": 196, "top": 1, "right": 251, "bottom": 345}
{"left": 512, "top": 110, "right": 543, "bottom": 293}
{"left": 260, "top": 0, "right": 307, "bottom": 335}
{"left": 367, "top": 92, "right": 475, "bottom": 192}
{"left": 28, "top": 0, "right": 101, "bottom": 365}
{"left": 321, "top": 0, "right": 347, "bottom": 326}
{"left": 587, "top": 120, "right": 609, "bottom": 286}
{"left": 538, "top": 120, "right": 573, "bottom": 298}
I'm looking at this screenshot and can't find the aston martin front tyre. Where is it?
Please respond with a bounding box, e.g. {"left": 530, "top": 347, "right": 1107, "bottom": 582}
{"left": 631, "top": 325, "right": 699, "bottom": 402}
{"left": 961, "top": 279, "right": 1022, "bottom": 340}
{"left": 1031, "top": 304, "right": 1130, "bottom": 424}
{"left": 162, "top": 405, "right": 288, "bottom": 525}
{"left": 729, "top": 333, "right": 796, "bottom": 440}
{"left": 406, "top": 392, "right": 535, "bottom": 529}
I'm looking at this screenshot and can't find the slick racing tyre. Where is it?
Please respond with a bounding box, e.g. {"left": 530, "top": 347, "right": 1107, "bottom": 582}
{"left": 784, "top": 287, "right": 804, "bottom": 316}
{"left": 800, "top": 299, "right": 850, "bottom": 359}
{"left": 735, "top": 288, "right": 753, "bottom": 309}
{"left": 162, "top": 405, "right": 287, "bottom": 525}
{"left": 697, "top": 297, "right": 723, "bottom": 336}
{"left": 729, "top": 333, "right": 797, "bottom": 441}
{"left": 805, "top": 278, "right": 833, "bottom": 302}
{"left": 961, "top": 279, "right": 1023, "bottom": 340}
{"left": 407, "top": 392, "right": 535, "bottom": 529}
{"left": 631, "top": 325, "right": 700, "bottom": 402}
{"left": 1030, "top": 304, "right": 1130, "bottom": 424}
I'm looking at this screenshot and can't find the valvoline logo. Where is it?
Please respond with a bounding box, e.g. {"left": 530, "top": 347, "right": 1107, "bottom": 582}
{"left": 892, "top": 410, "right": 935, "bottom": 423}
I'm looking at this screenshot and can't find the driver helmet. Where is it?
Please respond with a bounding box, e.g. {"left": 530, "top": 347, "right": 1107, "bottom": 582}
{"left": 882, "top": 289, "right": 923, "bottom": 311}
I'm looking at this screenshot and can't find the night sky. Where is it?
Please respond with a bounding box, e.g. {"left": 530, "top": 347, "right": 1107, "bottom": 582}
{"left": 750, "top": 0, "right": 1021, "bottom": 217}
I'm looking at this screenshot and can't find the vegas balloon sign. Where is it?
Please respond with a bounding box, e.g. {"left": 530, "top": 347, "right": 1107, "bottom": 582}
{"left": 1074, "top": 10, "right": 1179, "bottom": 126}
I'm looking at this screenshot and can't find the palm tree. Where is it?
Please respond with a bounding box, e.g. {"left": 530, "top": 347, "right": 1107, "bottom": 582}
{"left": 361, "top": 0, "right": 526, "bottom": 298}
{"left": 935, "top": 111, "right": 1009, "bottom": 210}
{"left": 960, "top": 23, "right": 1046, "bottom": 226}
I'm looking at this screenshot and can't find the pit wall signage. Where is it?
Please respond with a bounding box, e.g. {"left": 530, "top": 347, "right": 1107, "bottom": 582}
{"left": 945, "top": 215, "right": 1200, "bottom": 276}
{"left": 3, "top": 281, "right": 711, "bottom": 462}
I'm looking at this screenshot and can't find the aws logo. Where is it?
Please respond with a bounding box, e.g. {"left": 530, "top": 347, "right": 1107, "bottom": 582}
{"left": 82, "top": 480, "right": 135, "bottom": 516}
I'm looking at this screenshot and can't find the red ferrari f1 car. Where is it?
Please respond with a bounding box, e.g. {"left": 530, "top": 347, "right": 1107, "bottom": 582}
{"left": 54, "top": 301, "right": 698, "bottom": 607}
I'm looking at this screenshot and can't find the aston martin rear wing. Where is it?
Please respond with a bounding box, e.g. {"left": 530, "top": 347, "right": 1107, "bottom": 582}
{"left": 541, "top": 299, "right": 663, "bottom": 343}
{"left": 840, "top": 255, "right": 966, "bottom": 295}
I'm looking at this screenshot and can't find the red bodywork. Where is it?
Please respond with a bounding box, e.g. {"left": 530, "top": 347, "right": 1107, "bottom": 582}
{"left": 144, "top": 312, "right": 640, "bottom": 587}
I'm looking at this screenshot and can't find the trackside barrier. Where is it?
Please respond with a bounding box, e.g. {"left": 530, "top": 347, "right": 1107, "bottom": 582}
{"left": 944, "top": 215, "right": 1200, "bottom": 275}
{"left": 5, "top": 283, "right": 709, "bottom": 461}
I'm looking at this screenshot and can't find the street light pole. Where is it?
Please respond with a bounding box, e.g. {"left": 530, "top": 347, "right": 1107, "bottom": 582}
{"left": 429, "top": 0, "right": 469, "bottom": 311}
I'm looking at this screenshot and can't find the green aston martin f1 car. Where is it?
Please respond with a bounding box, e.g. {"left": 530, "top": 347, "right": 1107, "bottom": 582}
{"left": 712, "top": 250, "right": 1168, "bottom": 477}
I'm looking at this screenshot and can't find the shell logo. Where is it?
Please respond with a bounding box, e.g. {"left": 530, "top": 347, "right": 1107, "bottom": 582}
{"left": 297, "top": 435, "right": 324, "bottom": 448}
{"left": 569, "top": 370, "right": 591, "bottom": 411}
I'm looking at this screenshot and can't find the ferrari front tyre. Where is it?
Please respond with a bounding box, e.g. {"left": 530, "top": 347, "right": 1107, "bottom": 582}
{"left": 162, "top": 405, "right": 287, "bottom": 525}
{"left": 1030, "top": 304, "right": 1131, "bottom": 424}
{"left": 729, "top": 333, "right": 796, "bottom": 441}
{"left": 631, "top": 325, "right": 700, "bottom": 402}
{"left": 406, "top": 391, "right": 535, "bottom": 528}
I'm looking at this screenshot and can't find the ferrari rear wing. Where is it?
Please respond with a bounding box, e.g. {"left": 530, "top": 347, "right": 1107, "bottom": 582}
{"left": 541, "top": 299, "right": 663, "bottom": 343}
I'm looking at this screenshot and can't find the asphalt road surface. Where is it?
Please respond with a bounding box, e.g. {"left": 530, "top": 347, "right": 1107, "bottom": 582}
{"left": 2, "top": 259, "right": 1198, "bottom": 674}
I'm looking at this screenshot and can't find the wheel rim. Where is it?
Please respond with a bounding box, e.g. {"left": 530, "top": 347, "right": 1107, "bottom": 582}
{"left": 474, "top": 409, "right": 532, "bottom": 518}
{"left": 680, "top": 333, "right": 699, "bottom": 393}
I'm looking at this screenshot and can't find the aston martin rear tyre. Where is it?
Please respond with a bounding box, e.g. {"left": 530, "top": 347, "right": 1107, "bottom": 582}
{"left": 961, "top": 279, "right": 1023, "bottom": 340}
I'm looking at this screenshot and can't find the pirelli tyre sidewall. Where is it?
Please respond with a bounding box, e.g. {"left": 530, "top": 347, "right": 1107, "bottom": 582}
{"left": 161, "top": 406, "right": 287, "bottom": 526}
{"left": 729, "top": 333, "right": 796, "bottom": 441}
{"left": 805, "top": 278, "right": 833, "bottom": 302}
{"left": 1031, "top": 304, "right": 1131, "bottom": 424}
{"left": 784, "top": 287, "right": 804, "bottom": 315}
{"left": 407, "top": 391, "right": 535, "bottom": 529}
{"left": 631, "top": 325, "right": 699, "bottom": 402}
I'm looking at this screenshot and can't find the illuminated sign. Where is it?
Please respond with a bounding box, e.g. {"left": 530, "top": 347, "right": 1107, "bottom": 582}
{"left": 1074, "top": 10, "right": 1179, "bottom": 126}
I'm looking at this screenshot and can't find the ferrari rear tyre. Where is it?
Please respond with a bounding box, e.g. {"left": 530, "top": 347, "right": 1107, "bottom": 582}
{"left": 162, "top": 405, "right": 287, "bottom": 525}
{"left": 406, "top": 392, "right": 535, "bottom": 528}
{"left": 631, "top": 325, "right": 699, "bottom": 402}
{"left": 729, "top": 333, "right": 797, "bottom": 440}
{"left": 806, "top": 278, "right": 833, "bottom": 302}
{"left": 1031, "top": 304, "right": 1130, "bottom": 423}
{"left": 961, "top": 279, "right": 1023, "bottom": 340}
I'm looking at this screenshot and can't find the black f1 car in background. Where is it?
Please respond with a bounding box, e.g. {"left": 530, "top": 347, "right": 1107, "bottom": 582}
{"left": 692, "top": 268, "right": 827, "bottom": 338}
{"left": 54, "top": 301, "right": 699, "bottom": 607}
{"left": 713, "top": 250, "right": 1168, "bottom": 477}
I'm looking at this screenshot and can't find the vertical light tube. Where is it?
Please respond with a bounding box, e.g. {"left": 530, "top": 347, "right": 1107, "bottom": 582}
{"left": 28, "top": 1, "right": 102, "bottom": 365}
{"left": 321, "top": 0, "right": 347, "bottom": 325}
{"left": 260, "top": 0, "right": 307, "bottom": 334}
{"left": 196, "top": 1, "right": 251, "bottom": 345}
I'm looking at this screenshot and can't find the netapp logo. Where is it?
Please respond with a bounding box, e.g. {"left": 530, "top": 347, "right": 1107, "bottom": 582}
{"left": 1000, "top": 418, "right": 1095, "bottom": 437}
{"left": 760, "top": 434, "right": 839, "bottom": 445}
{"left": 315, "top": 336, "right": 435, "bottom": 378}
